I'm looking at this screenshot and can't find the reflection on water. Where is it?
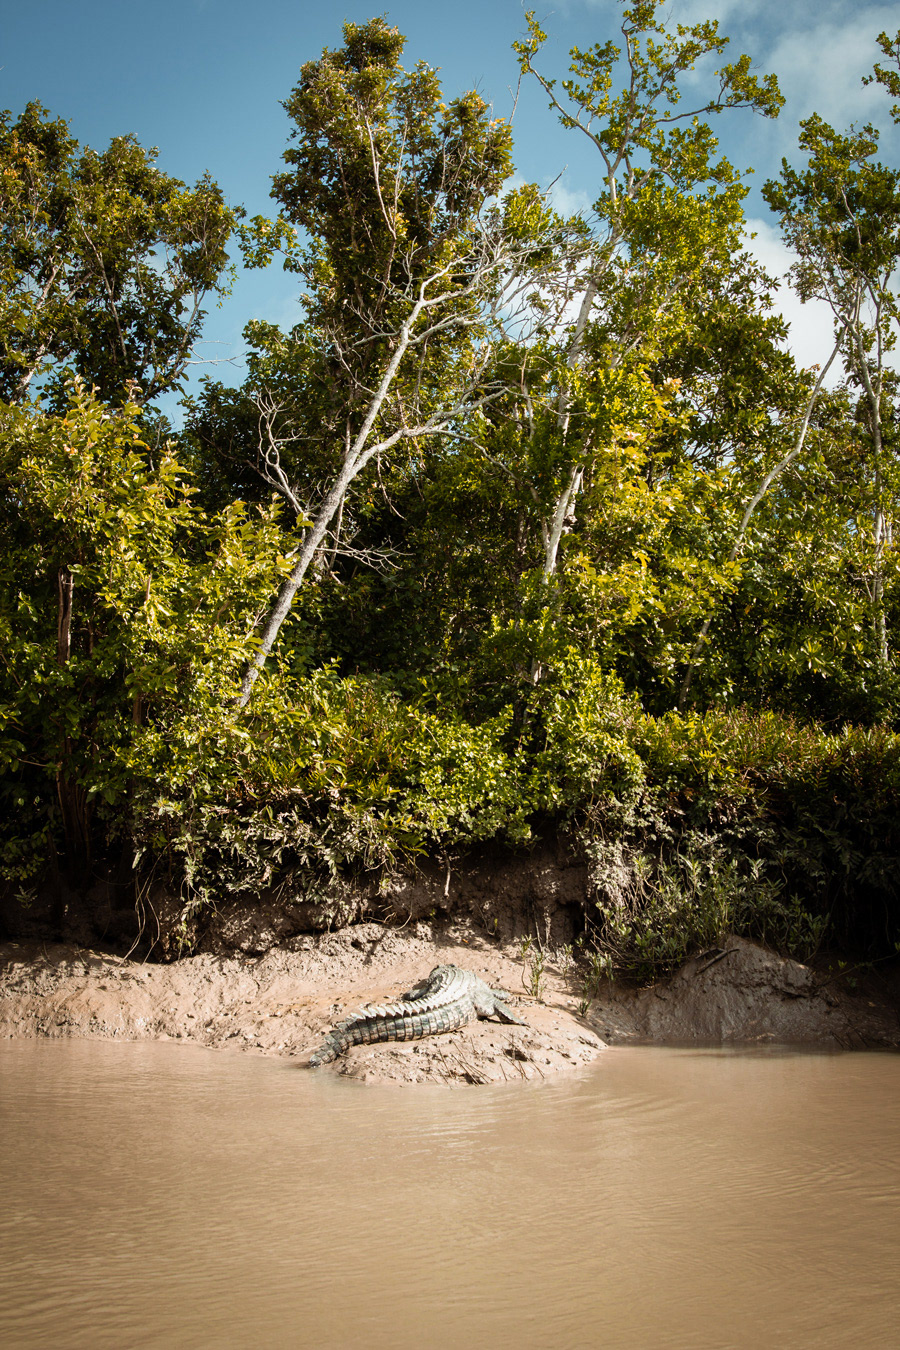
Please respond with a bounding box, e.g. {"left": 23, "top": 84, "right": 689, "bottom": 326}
{"left": 1, "top": 1038, "right": 898, "bottom": 1349}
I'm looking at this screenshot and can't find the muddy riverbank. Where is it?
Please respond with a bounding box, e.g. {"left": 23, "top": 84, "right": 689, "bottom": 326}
{"left": 2, "top": 920, "right": 897, "bottom": 1085}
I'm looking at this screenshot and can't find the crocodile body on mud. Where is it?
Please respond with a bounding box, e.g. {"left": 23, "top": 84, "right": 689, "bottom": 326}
{"left": 308, "top": 964, "right": 527, "bottom": 1066}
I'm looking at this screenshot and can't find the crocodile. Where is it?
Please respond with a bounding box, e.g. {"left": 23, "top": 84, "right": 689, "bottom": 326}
{"left": 308, "top": 963, "right": 527, "bottom": 1066}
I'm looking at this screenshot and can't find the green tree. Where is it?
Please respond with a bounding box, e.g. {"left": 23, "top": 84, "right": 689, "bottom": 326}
{"left": 492, "top": 2, "right": 783, "bottom": 681}
{"left": 0, "top": 384, "right": 285, "bottom": 876}
{"left": 763, "top": 39, "right": 900, "bottom": 668}
{"left": 226, "top": 18, "right": 567, "bottom": 705}
{"left": 513, "top": 4, "right": 782, "bottom": 545}
{"left": 0, "top": 102, "right": 235, "bottom": 406}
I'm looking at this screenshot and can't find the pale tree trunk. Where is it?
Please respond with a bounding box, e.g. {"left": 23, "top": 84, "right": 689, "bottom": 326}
{"left": 236, "top": 314, "right": 419, "bottom": 707}
{"left": 529, "top": 463, "right": 585, "bottom": 684}
{"left": 528, "top": 280, "right": 598, "bottom": 684}
{"left": 528, "top": 239, "right": 683, "bottom": 681}
{"left": 57, "top": 567, "right": 73, "bottom": 665}
{"left": 678, "top": 326, "right": 846, "bottom": 707}
{"left": 871, "top": 477, "right": 888, "bottom": 667}
{"left": 851, "top": 312, "right": 890, "bottom": 665}
{"left": 238, "top": 451, "right": 378, "bottom": 706}
{"left": 236, "top": 254, "right": 524, "bottom": 707}
{"left": 54, "top": 566, "right": 91, "bottom": 874}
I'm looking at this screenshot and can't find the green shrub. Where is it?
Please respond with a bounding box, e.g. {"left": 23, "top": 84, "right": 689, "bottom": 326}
{"left": 583, "top": 818, "right": 827, "bottom": 980}
{"left": 578, "top": 708, "right": 900, "bottom": 971}
{"left": 525, "top": 651, "right": 645, "bottom": 809}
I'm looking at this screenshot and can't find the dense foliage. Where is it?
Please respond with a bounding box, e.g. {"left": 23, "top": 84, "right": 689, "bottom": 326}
{"left": 3, "top": 6, "right": 900, "bottom": 968}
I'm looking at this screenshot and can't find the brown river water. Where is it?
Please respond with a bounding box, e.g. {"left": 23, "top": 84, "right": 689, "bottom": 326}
{"left": 0, "top": 1039, "right": 898, "bottom": 1349}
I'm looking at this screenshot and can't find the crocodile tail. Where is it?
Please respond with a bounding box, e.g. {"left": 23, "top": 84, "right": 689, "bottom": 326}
{"left": 308, "top": 1014, "right": 362, "bottom": 1065}
{"left": 308, "top": 999, "right": 474, "bottom": 1065}
{"left": 308, "top": 1036, "right": 342, "bottom": 1067}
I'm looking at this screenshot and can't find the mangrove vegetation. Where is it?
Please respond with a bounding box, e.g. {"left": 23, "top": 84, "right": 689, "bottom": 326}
{"left": 3, "top": 5, "right": 900, "bottom": 971}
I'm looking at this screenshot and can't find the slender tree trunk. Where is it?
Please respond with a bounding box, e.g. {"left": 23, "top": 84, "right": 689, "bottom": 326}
{"left": 528, "top": 279, "right": 599, "bottom": 684}
{"left": 237, "top": 469, "right": 356, "bottom": 706}
{"left": 872, "top": 486, "right": 888, "bottom": 665}
{"left": 57, "top": 567, "right": 73, "bottom": 665}
{"left": 529, "top": 463, "right": 585, "bottom": 683}
{"left": 852, "top": 319, "right": 890, "bottom": 665}
{"left": 54, "top": 567, "right": 91, "bottom": 877}
{"left": 678, "top": 327, "right": 846, "bottom": 707}
{"left": 236, "top": 308, "right": 422, "bottom": 707}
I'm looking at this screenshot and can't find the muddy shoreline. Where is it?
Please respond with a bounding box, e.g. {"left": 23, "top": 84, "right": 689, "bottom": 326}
{"left": 2, "top": 920, "right": 897, "bottom": 1085}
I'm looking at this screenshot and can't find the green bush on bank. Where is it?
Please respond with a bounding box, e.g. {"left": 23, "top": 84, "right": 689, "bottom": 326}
{"left": 5, "top": 593, "right": 900, "bottom": 970}
{"left": 125, "top": 668, "right": 533, "bottom": 915}
{"left": 2, "top": 387, "right": 898, "bottom": 969}
{"left": 120, "top": 665, "right": 900, "bottom": 969}
{"left": 123, "top": 654, "right": 642, "bottom": 917}
{"left": 581, "top": 711, "right": 900, "bottom": 975}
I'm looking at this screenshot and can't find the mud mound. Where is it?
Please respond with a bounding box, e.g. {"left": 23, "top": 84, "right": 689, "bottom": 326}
{"left": 1, "top": 924, "right": 896, "bottom": 1085}
{"left": 0, "top": 921, "right": 605, "bottom": 1085}
{"left": 597, "top": 938, "right": 900, "bottom": 1049}
{"left": 329, "top": 1002, "right": 603, "bottom": 1085}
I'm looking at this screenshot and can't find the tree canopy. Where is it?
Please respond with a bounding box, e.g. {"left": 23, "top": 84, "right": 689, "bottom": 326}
{"left": 4, "top": 9, "right": 900, "bottom": 967}
{"left": 0, "top": 103, "right": 236, "bottom": 407}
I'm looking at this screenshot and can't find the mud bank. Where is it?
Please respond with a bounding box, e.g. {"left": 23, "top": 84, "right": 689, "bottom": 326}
{"left": 1, "top": 921, "right": 897, "bottom": 1085}
{"left": 0, "top": 922, "right": 603, "bottom": 1085}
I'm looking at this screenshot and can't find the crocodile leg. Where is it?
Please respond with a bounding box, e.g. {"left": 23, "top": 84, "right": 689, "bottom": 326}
{"left": 490, "top": 999, "right": 528, "bottom": 1026}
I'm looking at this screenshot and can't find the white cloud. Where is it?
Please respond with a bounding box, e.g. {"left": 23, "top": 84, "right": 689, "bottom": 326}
{"left": 763, "top": 7, "right": 900, "bottom": 138}
{"left": 546, "top": 178, "right": 593, "bottom": 217}
{"left": 743, "top": 217, "right": 842, "bottom": 379}
{"left": 664, "top": 0, "right": 756, "bottom": 28}
{"left": 744, "top": 216, "right": 900, "bottom": 385}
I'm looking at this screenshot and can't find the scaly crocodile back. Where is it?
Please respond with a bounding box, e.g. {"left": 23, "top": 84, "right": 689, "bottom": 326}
{"left": 308, "top": 963, "right": 524, "bottom": 1066}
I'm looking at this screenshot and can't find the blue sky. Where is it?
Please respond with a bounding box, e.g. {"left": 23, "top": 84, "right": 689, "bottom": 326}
{"left": 4, "top": 0, "right": 899, "bottom": 410}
